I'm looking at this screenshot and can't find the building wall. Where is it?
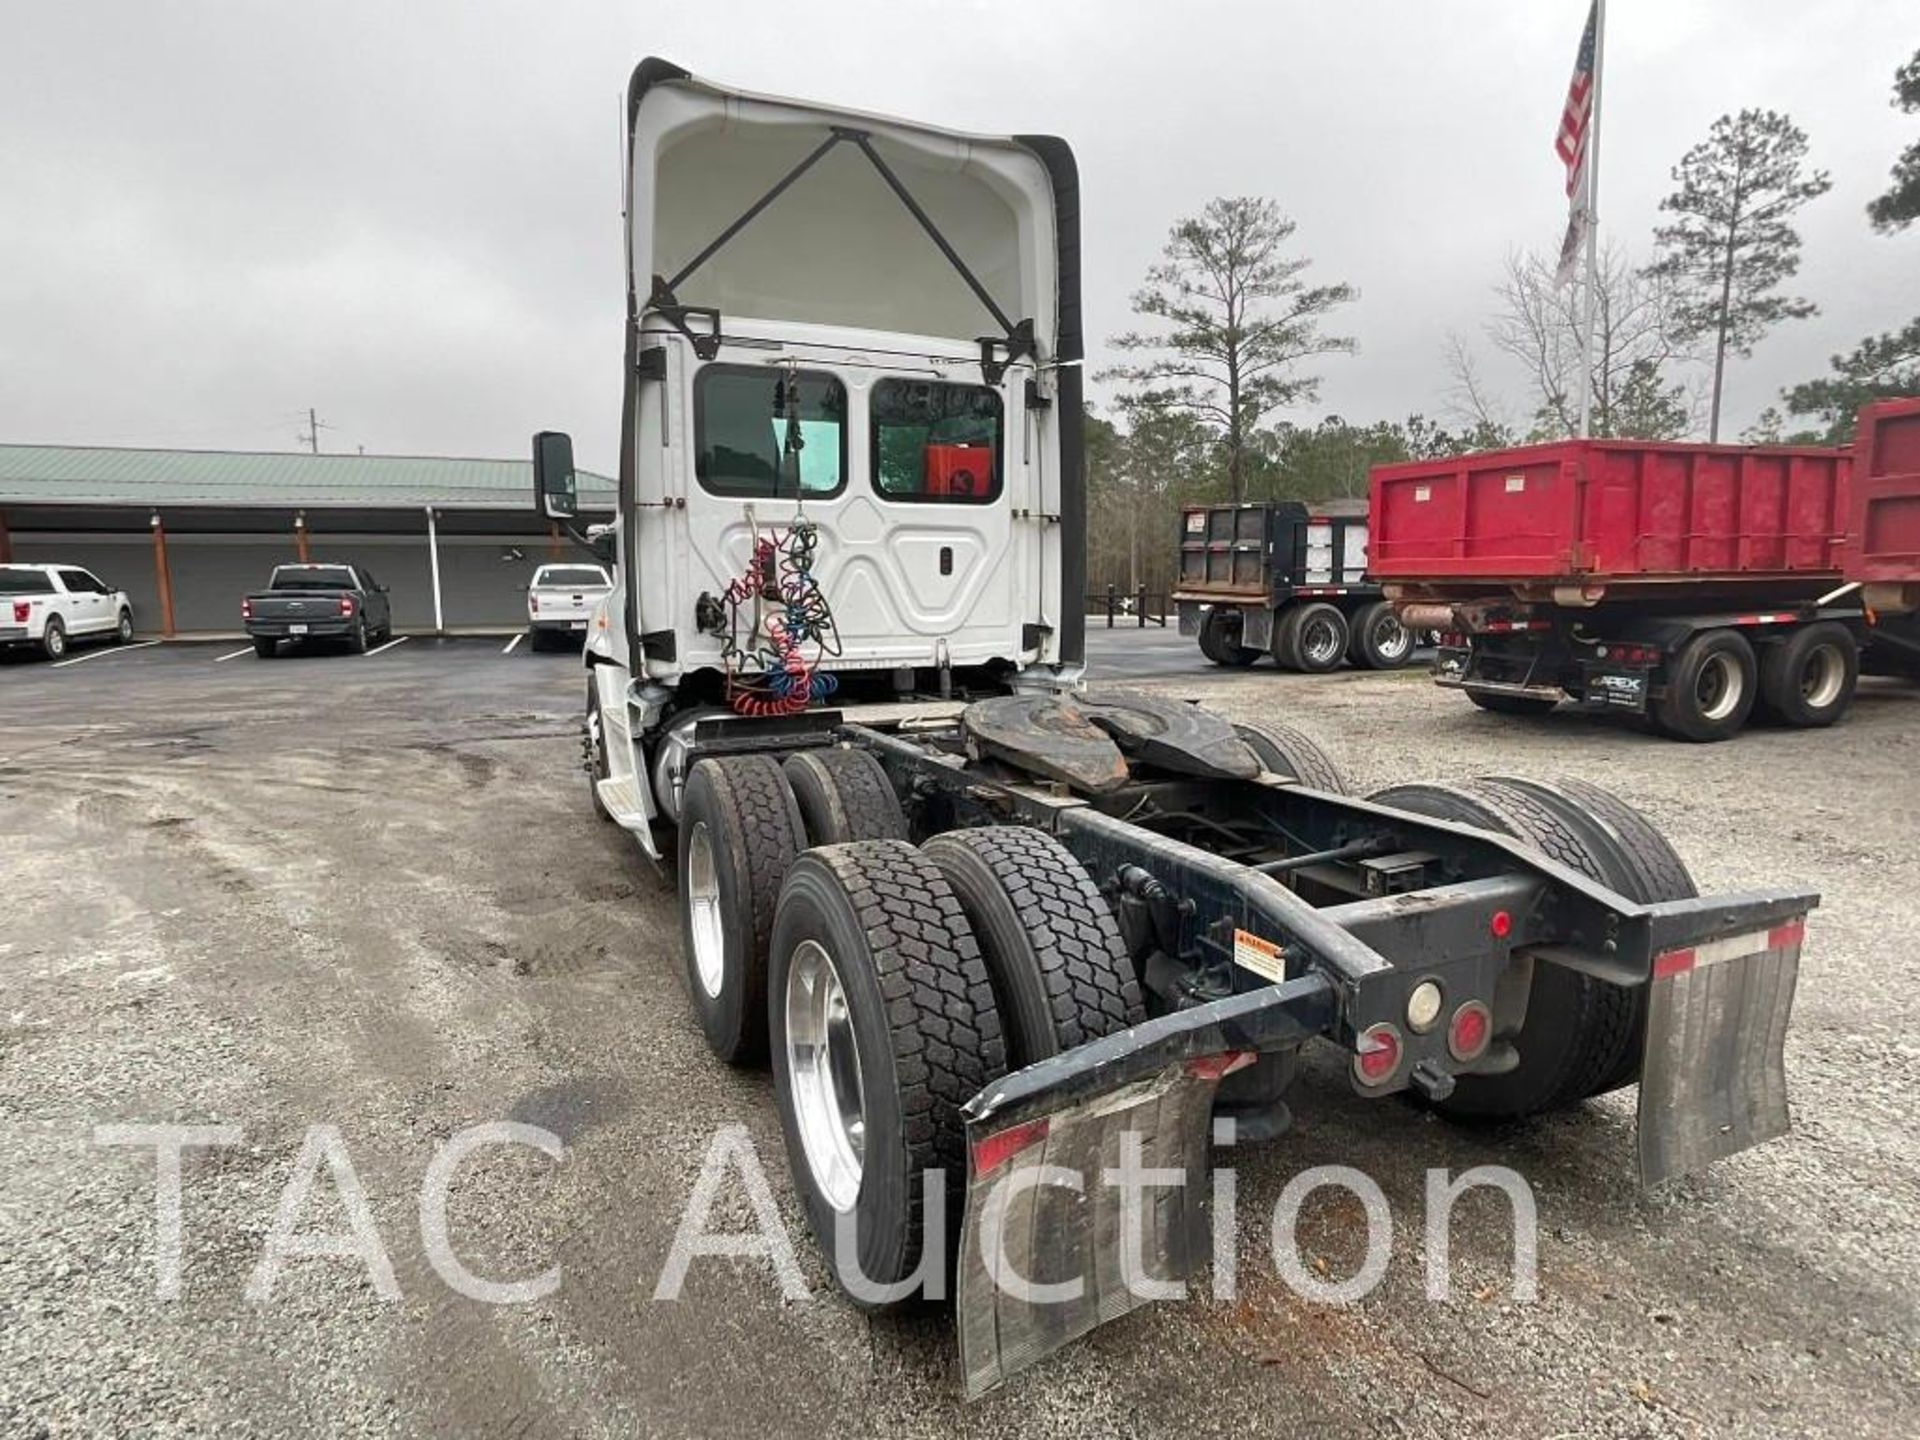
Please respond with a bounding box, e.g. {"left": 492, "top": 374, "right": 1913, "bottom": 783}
{"left": 13, "top": 523, "right": 577, "bottom": 634}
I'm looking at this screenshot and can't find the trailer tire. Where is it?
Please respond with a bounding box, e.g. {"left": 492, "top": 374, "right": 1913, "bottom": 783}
{"left": 1759, "top": 622, "right": 1858, "bottom": 728}
{"left": 1287, "top": 602, "right": 1350, "bottom": 673}
{"left": 1365, "top": 781, "right": 1643, "bottom": 1118}
{"left": 770, "top": 843, "right": 1004, "bottom": 1304}
{"left": 1652, "top": 628, "right": 1757, "bottom": 741}
{"left": 677, "top": 755, "right": 806, "bottom": 1066}
{"left": 1465, "top": 690, "right": 1558, "bottom": 717}
{"left": 1469, "top": 776, "right": 1697, "bottom": 1096}
{"left": 923, "top": 827, "right": 1145, "bottom": 1066}
{"left": 1232, "top": 720, "right": 1352, "bottom": 794}
{"left": 1199, "top": 611, "right": 1261, "bottom": 667}
{"left": 1347, "top": 601, "right": 1414, "bottom": 670}
{"left": 783, "top": 748, "right": 909, "bottom": 845}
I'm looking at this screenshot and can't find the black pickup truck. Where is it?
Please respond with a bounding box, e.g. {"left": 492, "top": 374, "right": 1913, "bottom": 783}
{"left": 242, "top": 563, "right": 393, "bottom": 657}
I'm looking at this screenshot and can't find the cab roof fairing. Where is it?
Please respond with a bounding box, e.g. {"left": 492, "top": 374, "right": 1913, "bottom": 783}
{"left": 625, "top": 60, "right": 1067, "bottom": 368}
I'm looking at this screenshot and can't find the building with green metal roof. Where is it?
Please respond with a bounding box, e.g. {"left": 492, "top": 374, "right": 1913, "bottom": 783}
{"left": 0, "top": 444, "right": 615, "bottom": 636}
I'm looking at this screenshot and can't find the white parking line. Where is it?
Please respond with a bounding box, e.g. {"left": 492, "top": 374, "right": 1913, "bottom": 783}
{"left": 502, "top": 633, "right": 523, "bottom": 655}
{"left": 365, "top": 635, "right": 411, "bottom": 657}
{"left": 51, "top": 640, "right": 160, "bottom": 669}
{"left": 212, "top": 647, "right": 254, "bottom": 663}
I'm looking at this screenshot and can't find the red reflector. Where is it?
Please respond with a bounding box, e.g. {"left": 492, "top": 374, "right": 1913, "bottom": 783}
{"left": 1653, "top": 947, "right": 1696, "bottom": 979}
{"left": 1489, "top": 910, "right": 1513, "bottom": 939}
{"left": 971, "top": 1117, "right": 1050, "bottom": 1178}
{"left": 1352, "top": 1024, "right": 1401, "bottom": 1086}
{"left": 1768, "top": 919, "right": 1806, "bottom": 950}
{"left": 1448, "top": 1001, "right": 1491, "bottom": 1062}
{"left": 1185, "top": 1049, "right": 1258, "bottom": 1082}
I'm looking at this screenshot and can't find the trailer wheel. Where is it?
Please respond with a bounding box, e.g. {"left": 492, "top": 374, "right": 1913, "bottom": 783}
{"left": 923, "top": 827, "right": 1144, "bottom": 1066}
{"left": 677, "top": 755, "right": 806, "bottom": 1065}
{"left": 1232, "top": 720, "right": 1351, "bottom": 794}
{"left": 770, "top": 843, "right": 1004, "bottom": 1303}
{"left": 1465, "top": 690, "right": 1558, "bottom": 717}
{"left": 1652, "top": 628, "right": 1757, "bottom": 741}
{"left": 1468, "top": 776, "right": 1697, "bottom": 1096}
{"left": 1365, "top": 781, "right": 1646, "bottom": 1118}
{"left": 1199, "top": 611, "right": 1260, "bottom": 667}
{"left": 1287, "top": 602, "right": 1350, "bottom": 673}
{"left": 783, "top": 748, "right": 909, "bottom": 845}
{"left": 1759, "top": 622, "right": 1858, "bottom": 728}
{"left": 1347, "top": 601, "right": 1413, "bottom": 670}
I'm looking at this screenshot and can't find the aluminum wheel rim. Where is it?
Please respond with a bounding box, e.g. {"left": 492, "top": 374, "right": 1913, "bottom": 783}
{"left": 46, "top": 625, "right": 64, "bottom": 658}
{"left": 1373, "top": 614, "right": 1411, "bottom": 660}
{"left": 1696, "top": 652, "right": 1745, "bottom": 721}
{"left": 1801, "top": 645, "right": 1845, "bottom": 709}
{"left": 1302, "top": 618, "right": 1342, "bottom": 666}
{"left": 785, "top": 939, "right": 866, "bottom": 1212}
{"left": 686, "top": 822, "right": 726, "bottom": 999}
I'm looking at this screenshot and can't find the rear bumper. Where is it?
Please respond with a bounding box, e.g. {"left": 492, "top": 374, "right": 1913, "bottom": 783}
{"left": 954, "top": 890, "right": 1812, "bottom": 1397}
{"left": 529, "top": 618, "right": 591, "bottom": 633}
{"left": 246, "top": 620, "right": 354, "bottom": 638}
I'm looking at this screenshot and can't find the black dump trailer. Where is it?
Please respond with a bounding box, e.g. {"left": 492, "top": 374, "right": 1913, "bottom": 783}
{"left": 1173, "top": 499, "right": 1414, "bottom": 672}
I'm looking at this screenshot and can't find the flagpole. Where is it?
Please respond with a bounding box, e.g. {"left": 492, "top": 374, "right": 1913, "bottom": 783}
{"left": 1577, "top": 0, "right": 1608, "bottom": 438}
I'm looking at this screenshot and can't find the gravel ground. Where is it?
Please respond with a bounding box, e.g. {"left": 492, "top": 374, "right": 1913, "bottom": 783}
{"left": 1, "top": 635, "right": 1916, "bottom": 1438}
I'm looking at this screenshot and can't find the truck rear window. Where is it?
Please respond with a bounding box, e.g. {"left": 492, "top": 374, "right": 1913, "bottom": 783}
{"left": 871, "top": 379, "right": 1002, "bottom": 504}
{"left": 0, "top": 570, "right": 55, "bottom": 594}
{"left": 535, "top": 567, "right": 609, "bottom": 588}
{"left": 271, "top": 567, "right": 357, "bottom": 590}
{"left": 695, "top": 366, "right": 846, "bottom": 499}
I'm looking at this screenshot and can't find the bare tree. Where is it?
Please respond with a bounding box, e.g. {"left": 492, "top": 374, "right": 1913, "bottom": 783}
{"left": 1468, "top": 245, "right": 1696, "bottom": 440}
{"left": 1102, "top": 197, "right": 1354, "bottom": 505}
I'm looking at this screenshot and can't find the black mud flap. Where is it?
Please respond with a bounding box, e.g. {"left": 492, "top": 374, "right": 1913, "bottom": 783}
{"left": 1637, "top": 917, "right": 1804, "bottom": 1185}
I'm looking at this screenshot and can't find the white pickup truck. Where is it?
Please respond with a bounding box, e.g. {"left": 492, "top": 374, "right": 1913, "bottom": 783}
{"left": 0, "top": 563, "right": 135, "bottom": 660}
{"left": 525, "top": 563, "right": 611, "bottom": 650}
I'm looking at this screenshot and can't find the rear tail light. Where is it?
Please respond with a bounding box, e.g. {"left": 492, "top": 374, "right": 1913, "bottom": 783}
{"left": 240, "top": 597, "right": 252, "bottom": 620}
{"left": 339, "top": 596, "right": 355, "bottom": 617}
{"left": 1448, "top": 1002, "right": 1492, "bottom": 1062}
{"left": 529, "top": 594, "right": 539, "bottom": 613}
{"left": 1352, "top": 1023, "right": 1402, "bottom": 1086}
{"left": 12, "top": 601, "right": 28, "bottom": 623}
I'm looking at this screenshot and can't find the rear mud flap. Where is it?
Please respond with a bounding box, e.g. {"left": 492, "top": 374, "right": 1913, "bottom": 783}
{"left": 956, "top": 1061, "right": 1222, "bottom": 1399}
{"left": 1637, "top": 920, "right": 1802, "bottom": 1185}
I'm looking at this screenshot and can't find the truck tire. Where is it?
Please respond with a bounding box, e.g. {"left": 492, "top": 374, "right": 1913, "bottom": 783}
{"left": 41, "top": 616, "right": 66, "bottom": 661}
{"left": 1468, "top": 776, "right": 1697, "bottom": 1096}
{"left": 1232, "top": 720, "right": 1351, "bottom": 793}
{"left": 1652, "top": 628, "right": 1756, "bottom": 742}
{"left": 1287, "top": 602, "right": 1350, "bottom": 673}
{"left": 1269, "top": 606, "right": 1306, "bottom": 670}
{"left": 770, "top": 843, "right": 1005, "bottom": 1303}
{"left": 1465, "top": 689, "right": 1558, "bottom": 717}
{"left": 116, "top": 609, "right": 135, "bottom": 644}
{"left": 252, "top": 636, "right": 277, "bottom": 659}
{"left": 783, "top": 748, "right": 909, "bottom": 845}
{"left": 1347, "top": 601, "right": 1413, "bottom": 670}
{"left": 677, "top": 755, "right": 806, "bottom": 1066}
{"left": 1364, "top": 780, "right": 1644, "bottom": 1118}
{"left": 349, "top": 619, "right": 370, "bottom": 655}
{"left": 1199, "top": 611, "right": 1260, "bottom": 667}
{"left": 584, "top": 684, "right": 614, "bottom": 823}
{"left": 923, "top": 827, "right": 1144, "bottom": 1066}
{"left": 1759, "top": 622, "right": 1858, "bottom": 728}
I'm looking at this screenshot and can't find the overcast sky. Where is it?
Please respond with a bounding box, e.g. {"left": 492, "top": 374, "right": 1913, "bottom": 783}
{"left": 1, "top": 1, "right": 1912, "bottom": 472}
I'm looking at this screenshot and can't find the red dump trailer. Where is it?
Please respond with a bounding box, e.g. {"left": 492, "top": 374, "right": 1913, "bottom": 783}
{"left": 1369, "top": 398, "right": 1920, "bottom": 741}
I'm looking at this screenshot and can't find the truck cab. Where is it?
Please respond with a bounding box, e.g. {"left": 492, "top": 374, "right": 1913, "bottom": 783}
{"left": 535, "top": 59, "right": 1085, "bottom": 849}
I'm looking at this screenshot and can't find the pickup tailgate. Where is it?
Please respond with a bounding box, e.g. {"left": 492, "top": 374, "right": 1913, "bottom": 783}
{"left": 528, "top": 584, "right": 607, "bottom": 625}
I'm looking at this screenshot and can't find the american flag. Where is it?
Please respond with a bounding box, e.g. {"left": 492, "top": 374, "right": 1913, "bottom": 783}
{"left": 1556, "top": 2, "right": 1599, "bottom": 197}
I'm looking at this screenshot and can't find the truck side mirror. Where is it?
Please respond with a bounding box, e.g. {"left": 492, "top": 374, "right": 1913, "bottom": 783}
{"left": 533, "top": 430, "right": 578, "bottom": 520}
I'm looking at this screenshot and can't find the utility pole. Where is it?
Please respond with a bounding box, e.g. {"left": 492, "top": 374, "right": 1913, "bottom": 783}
{"left": 296, "top": 408, "right": 331, "bottom": 454}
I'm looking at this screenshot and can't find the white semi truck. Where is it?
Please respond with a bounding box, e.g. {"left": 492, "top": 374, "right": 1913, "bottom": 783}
{"left": 530, "top": 58, "right": 1813, "bottom": 1396}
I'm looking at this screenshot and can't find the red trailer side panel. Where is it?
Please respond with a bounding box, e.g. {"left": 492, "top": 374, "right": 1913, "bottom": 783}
{"left": 1845, "top": 397, "right": 1920, "bottom": 584}
{"left": 1369, "top": 439, "right": 1852, "bottom": 584}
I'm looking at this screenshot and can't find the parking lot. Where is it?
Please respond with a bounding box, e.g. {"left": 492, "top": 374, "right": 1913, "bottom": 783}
{"left": 2, "top": 634, "right": 1916, "bottom": 1438}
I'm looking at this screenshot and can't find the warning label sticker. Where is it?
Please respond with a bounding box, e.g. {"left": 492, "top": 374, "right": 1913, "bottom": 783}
{"left": 1232, "top": 929, "right": 1286, "bottom": 983}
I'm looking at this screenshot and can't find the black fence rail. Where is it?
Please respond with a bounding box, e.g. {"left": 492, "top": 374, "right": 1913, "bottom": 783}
{"left": 1088, "top": 586, "right": 1169, "bottom": 628}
